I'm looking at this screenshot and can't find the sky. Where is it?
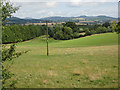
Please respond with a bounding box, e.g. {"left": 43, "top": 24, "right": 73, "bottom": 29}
{"left": 10, "top": 0, "right": 119, "bottom": 19}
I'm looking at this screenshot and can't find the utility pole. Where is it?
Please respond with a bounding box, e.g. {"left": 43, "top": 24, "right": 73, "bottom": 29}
{"left": 46, "top": 21, "right": 49, "bottom": 56}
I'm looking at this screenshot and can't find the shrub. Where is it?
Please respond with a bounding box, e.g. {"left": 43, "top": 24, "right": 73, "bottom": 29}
{"left": 2, "top": 44, "right": 28, "bottom": 88}
{"left": 73, "top": 32, "right": 80, "bottom": 38}
{"left": 85, "top": 28, "right": 92, "bottom": 35}
{"left": 54, "top": 31, "right": 63, "bottom": 40}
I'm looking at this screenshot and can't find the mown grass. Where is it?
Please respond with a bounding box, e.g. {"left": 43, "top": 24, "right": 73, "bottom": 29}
{"left": 4, "top": 33, "right": 118, "bottom": 88}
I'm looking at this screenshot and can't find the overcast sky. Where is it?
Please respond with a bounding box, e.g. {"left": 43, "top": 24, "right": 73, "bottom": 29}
{"left": 11, "top": 0, "right": 118, "bottom": 19}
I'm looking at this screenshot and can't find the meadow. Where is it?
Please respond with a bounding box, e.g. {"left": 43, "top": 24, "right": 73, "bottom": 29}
{"left": 5, "top": 33, "right": 118, "bottom": 88}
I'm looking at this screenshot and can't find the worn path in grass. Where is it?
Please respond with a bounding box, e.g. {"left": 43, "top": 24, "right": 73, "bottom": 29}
{"left": 6, "top": 33, "right": 118, "bottom": 88}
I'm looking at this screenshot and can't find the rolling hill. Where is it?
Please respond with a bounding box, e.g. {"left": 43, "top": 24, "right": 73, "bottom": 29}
{"left": 5, "top": 33, "right": 118, "bottom": 88}
{"left": 5, "top": 15, "right": 117, "bottom": 25}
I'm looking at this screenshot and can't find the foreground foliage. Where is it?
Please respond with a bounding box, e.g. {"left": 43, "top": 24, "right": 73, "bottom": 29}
{"left": 2, "top": 44, "right": 28, "bottom": 88}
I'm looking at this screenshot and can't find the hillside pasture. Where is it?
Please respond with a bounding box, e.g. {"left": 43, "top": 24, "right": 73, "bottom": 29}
{"left": 4, "top": 33, "right": 118, "bottom": 88}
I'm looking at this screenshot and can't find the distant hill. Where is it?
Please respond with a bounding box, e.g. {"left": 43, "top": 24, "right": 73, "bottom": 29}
{"left": 78, "top": 15, "right": 117, "bottom": 22}
{"left": 40, "top": 16, "right": 74, "bottom": 22}
{"left": 5, "top": 15, "right": 117, "bottom": 25}
{"left": 6, "top": 17, "right": 44, "bottom": 25}
{"left": 24, "top": 17, "right": 34, "bottom": 20}
{"left": 41, "top": 15, "right": 116, "bottom": 21}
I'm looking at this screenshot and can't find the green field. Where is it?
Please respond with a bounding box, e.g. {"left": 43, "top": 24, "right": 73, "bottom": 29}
{"left": 5, "top": 33, "right": 118, "bottom": 88}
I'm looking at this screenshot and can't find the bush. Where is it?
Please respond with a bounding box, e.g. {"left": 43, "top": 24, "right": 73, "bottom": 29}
{"left": 85, "top": 28, "right": 92, "bottom": 35}
{"left": 78, "top": 28, "right": 85, "bottom": 33}
{"left": 53, "top": 31, "right": 63, "bottom": 40}
{"left": 96, "top": 27, "right": 103, "bottom": 34}
{"left": 73, "top": 32, "right": 80, "bottom": 38}
{"left": 90, "top": 30, "right": 96, "bottom": 34}
{"left": 116, "top": 22, "right": 120, "bottom": 34}
{"left": 2, "top": 44, "right": 28, "bottom": 88}
{"left": 63, "top": 26, "right": 73, "bottom": 35}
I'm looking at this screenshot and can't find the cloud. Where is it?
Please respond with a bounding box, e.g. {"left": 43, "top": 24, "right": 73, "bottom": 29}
{"left": 46, "top": 2, "right": 58, "bottom": 8}
{"left": 13, "top": 2, "right": 117, "bottom": 19}
{"left": 70, "top": 2, "right": 80, "bottom": 7}
{"left": 48, "top": 11, "right": 55, "bottom": 16}
{"left": 12, "top": 2, "right": 59, "bottom": 18}
{"left": 118, "top": 2, "right": 120, "bottom": 18}
{"left": 69, "top": 2, "right": 99, "bottom": 7}
{"left": 37, "top": 10, "right": 47, "bottom": 14}
{"left": 10, "top": 0, "right": 118, "bottom": 2}
{"left": 14, "top": 2, "right": 58, "bottom": 8}
{"left": 70, "top": 0, "right": 118, "bottom": 2}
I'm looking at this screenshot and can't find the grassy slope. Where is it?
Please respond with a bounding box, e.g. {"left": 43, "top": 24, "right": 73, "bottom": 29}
{"left": 52, "top": 33, "right": 118, "bottom": 47}
{"left": 5, "top": 33, "right": 118, "bottom": 88}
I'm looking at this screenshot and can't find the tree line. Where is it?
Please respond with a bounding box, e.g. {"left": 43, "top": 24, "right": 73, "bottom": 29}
{"left": 2, "top": 21, "right": 119, "bottom": 44}
{"left": 48, "top": 21, "right": 118, "bottom": 40}
{"left": 2, "top": 25, "right": 47, "bottom": 44}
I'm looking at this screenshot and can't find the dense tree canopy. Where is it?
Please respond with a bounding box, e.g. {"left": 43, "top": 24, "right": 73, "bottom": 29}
{"left": 2, "top": 25, "right": 47, "bottom": 43}
{"left": 102, "top": 22, "right": 110, "bottom": 28}
{"left": 116, "top": 22, "right": 120, "bottom": 33}
{"left": 2, "top": 21, "right": 117, "bottom": 43}
{"left": 64, "top": 22, "right": 77, "bottom": 31}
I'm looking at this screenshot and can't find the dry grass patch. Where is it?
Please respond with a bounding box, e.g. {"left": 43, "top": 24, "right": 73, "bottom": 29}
{"left": 72, "top": 69, "right": 84, "bottom": 76}
{"left": 81, "top": 59, "right": 88, "bottom": 64}
{"left": 88, "top": 73, "right": 103, "bottom": 81}
{"left": 48, "top": 70, "right": 58, "bottom": 76}
{"left": 42, "top": 80, "right": 48, "bottom": 84}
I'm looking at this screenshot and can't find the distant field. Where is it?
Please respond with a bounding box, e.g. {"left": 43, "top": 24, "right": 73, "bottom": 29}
{"left": 5, "top": 33, "right": 118, "bottom": 88}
